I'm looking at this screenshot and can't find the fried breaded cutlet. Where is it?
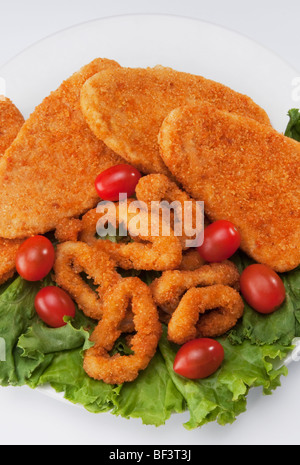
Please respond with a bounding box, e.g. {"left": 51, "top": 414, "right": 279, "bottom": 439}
{"left": 80, "top": 65, "right": 271, "bottom": 176}
{"left": 0, "top": 98, "right": 25, "bottom": 283}
{"left": 0, "top": 58, "right": 124, "bottom": 240}
{"left": 159, "top": 103, "right": 300, "bottom": 272}
{"left": 0, "top": 238, "right": 23, "bottom": 285}
{"left": 0, "top": 97, "right": 24, "bottom": 156}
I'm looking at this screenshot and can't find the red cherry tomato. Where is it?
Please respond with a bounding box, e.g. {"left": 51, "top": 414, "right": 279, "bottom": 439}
{"left": 173, "top": 338, "right": 225, "bottom": 380}
{"left": 35, "top": 286, "right": 76, "bottom": 328}
{"left": 197, "top": 220, "right": 241, "bottom": 262}
{"left": 16, "top": 236, "right": 55, "bottom": 282}
{"left": 240, "top": 264, "right": 286, "bottom": 314}
{"left": 95, "top": 164, "right": 142, "bottom": 201}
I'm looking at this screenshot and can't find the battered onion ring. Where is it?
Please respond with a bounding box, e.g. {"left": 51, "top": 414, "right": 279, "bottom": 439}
{"left": 79, "top": 200, "right": 182, "bottom": 271}
{"left": 135, "top": 174, "right": 205, "bottom": 249}
{"left": 167, "top": 284, "right": 244, "bottom": 344}
{"left": 53, "top": 241, "right": 121, "bottom": 320}
{"left": 55, "top": 217, "right": 82, "bottom": 243}
{"left": 83, "top": 277, "right": 162, "bottom": 384}
{"left": 150, "top": 261, "right": 240, "bottom": 314}
{"left": 178, "top": 249, "right": 206, "bottom": 271}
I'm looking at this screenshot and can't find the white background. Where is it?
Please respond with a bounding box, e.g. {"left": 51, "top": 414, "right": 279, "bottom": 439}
{"left": 0, "top": 0, "right": 299, "bottom": 446}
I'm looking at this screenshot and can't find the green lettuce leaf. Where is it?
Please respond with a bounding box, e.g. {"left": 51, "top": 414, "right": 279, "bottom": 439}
{"left": 0, "top": 277, "right": 44, "bottom": 386}
{"left": 112, "top": 350, "right": 185, "bottom": 426}
{"left": 35, "top": 335, "right": 185, "bottom": 425}
{"left": 0, "top": 257, "right": 297, "bottom": 428}
{"left": 18, "top": 311, "right": 94, "bottom": 360}
{"left": 159, "top": 328, "right": 291, "bottom": 429}
{"left": 36, "top": 348, "right": 120, "bottom": 413}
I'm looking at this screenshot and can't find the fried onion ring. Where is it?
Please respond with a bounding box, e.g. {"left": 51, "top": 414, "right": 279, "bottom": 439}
{"left": 178, "top": 249, "right": 206, "bottom": 271}
{"left": 150, "top": 261, "right": 240, "bottom": 314}
{"left": 55, "top": 217, "right": 82, "bottom": 243}
{"left": 167, "top": 284, "right": 244, "bottom": 344}
{"left": 53, "top": 241, "right": 121, "bottom": 320}
{"left": 83, "top": 277, "right": 162, "bottom": 384}
{"left": 79, "top": 200, "right": 182, "bottom": 271}
{"left": 135, "top": 174, "right": 205, "bottom": 249}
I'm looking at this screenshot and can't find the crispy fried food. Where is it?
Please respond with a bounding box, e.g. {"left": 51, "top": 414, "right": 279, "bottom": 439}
{"left": 150, "top": 261, "right": 240, "bottom": 314}
{"left": 79, "top": 200, "right": 183, "bottom": 271}
{"left": 79, "top": 208, "right": 103, "bottom": 246}
{"left": 178, "top": 249, "right": 206, "bottom": 271}
{"left": 0, "top": 238, "right": 23, "bottom": 285}
{"left": 83, "top": 277, "right": 162, "bottom": 384}
{"left": 135, "top": 174, "right": 204, "bottom": 249}
{"left": 167, "top": 284, "right": 244, "bottom": 344}
{"left": 0, "top": 58, "right": 124, "bottom": 240}
{"left": 55, "top": 217, "right": 82, "bottom": 243}
{"left": 159, "top": 103, "right": 300, "bottom": 272}
{"left": 0, "top": 97, "right": 24, "bottom": 157}
{"left": 80, "top": 65, "right": 270, "bottom": 175}
{"left": 53, "top": 241, "right": 121, "bottom": 320}
{"left": 0, "top": 98, "right": 25, "bottom": 283}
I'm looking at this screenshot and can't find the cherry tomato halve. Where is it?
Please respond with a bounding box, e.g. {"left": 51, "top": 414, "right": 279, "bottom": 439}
{"left": 95, "top": 164, "right": 142, "bottom": 201}
{"left": 173, "top": 338, "right": 225, "bottom": 380}
{"left": 34, "top": 286, "right": 76, "bottom": 328}
{"left": 197, "top": 220, "right": 241, "bottom": 262}
{"left": 240, "top": 264, "right": 286, "bottom": 314}
{"left": 16, "top": 236, "right": 55, "bottom": 282}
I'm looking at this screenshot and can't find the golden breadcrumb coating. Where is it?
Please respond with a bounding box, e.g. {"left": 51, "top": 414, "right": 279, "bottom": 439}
{"left": 79, "top": 200, "right": 183, "bottom": 271}
{"left": 80, "top": 65, "right": 270, "bottom": 175}
{"left": 150, "top": 261, "right": 240, "bottom": 314}
{"left": 178, "top": 249, "right": 206, "bottom": 271}
{"left": 0, "top": 58, "right": 123, "bottom": 239}
{"left": 83, "top": 277, "right": 162, "bottom": 384}
{"left": 54, "top": 241, "right": 121, "bottom": 320}
{"left": 0, "top": 238, "right": 23, "bottom": 284}
{"left": 135, "top": 173, "right": 204, "bottom": 250}
{"left": 167, "top": 284, "right": 244, "bottom": 344}
{"left": 159, "top": 103, "right": 300, "bottom": 272}
{"left": 0, "top": 97, "right": 24, "bottom": 156}
{"left": 55, "top": 217, "right": 82, "bottom": 243}
{"left": 0, "top": 98, "right": 24, "bottom": 283}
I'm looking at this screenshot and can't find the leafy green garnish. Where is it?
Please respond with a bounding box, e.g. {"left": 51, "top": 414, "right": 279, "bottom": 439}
{"left": 159, "top": 328, "right": 291, "bottom": 429}
{"left": 112, "top": 350, "right": 186, "bottom": 426}
{"left": 0, "top": 256, "right": 297, "bottom": 427}
{"left": 285, "top": 108, "right": 300, "bottom": 141}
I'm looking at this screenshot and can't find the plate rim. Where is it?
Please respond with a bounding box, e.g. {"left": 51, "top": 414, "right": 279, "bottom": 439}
{"left": 1, "top": 13, "right": 299, "bottom": 76}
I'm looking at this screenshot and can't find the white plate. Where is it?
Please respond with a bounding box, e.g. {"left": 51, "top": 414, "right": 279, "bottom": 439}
{"left": 0, "top": 13, "right": 299, "bottom": 424}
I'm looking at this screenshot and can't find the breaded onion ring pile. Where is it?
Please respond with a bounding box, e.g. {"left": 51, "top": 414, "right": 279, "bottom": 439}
{"left": 83, "top": 277, "right": 162, "bottom": 384}
{"left": 51, "top": 177, "right": 245, "bottom": 385}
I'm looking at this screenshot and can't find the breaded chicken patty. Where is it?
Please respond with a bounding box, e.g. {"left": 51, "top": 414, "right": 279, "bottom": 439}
{"left": 0, "top": 58, "right": 123, "bottom": 239}
{"left": 80, "top": 65, "right": 271, "bottom": 176}
{"left": 159, "top": 103, "right": 300, "bottom": 272}
{"left": 0, "top": 97, "right": 24, "bottom": 156}
{"left": 0, "top": 98, "right": 25, "bottom": 283}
